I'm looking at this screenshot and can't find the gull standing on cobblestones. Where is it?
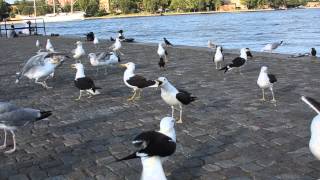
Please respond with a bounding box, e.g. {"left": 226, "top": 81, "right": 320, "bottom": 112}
{"left": 72, "top": 41, "right": 86, "bottom": 62}
{"left": 109, "top": 38, "right": 124, "bottom": 55}
{"left": 219, "top": 48, "right": 252, "bottom": 74}
{"left": 93, "top": 36, "right": 99, "bottom": 48}
{"left": 46, "top": 39, "right": 55, "bottom": 52}
{"left": 257, "top": 66, "right": 277, "bottom": 103}
{"left": 71, "top": 63, "right": 101, "bottom": 100}
{"left": 156, "top": 77, "right": 196, "bottom": 123}
{"left": 15, "top": 52, "right": 67, "bottom": 89}
{"left": 301, "top": 96, "right": 320, "bottom": 160}
{"left": 311, "top": 48, "right": 317, "bottom": 57}
{"left": 158, "top": 43, "right": 168, "bottom": 62}
{"left": 120, "top": 62, "right": 159, "bottom": 101}
{"left": 0, "top": 102, "right": 52, "bottom": 154}
{"left": 213, "top": 46, "right": 224, "bottom": 69}
{"left": 36, "top": 40, "right": 41, "bottom": 50}
{"left": 117, "top": 117, "right": 176, "bottom": 180}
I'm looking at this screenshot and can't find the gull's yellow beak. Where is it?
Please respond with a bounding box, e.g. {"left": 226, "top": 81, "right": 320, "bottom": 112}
{"left": 71, "top": 64, "right": 76, "bottom": 69}
{"left": 119, "top": 64, "right": 127, "bottom": 68}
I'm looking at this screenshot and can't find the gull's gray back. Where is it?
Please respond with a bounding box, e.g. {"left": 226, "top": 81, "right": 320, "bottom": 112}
{"left": 20, "top": 53, "right": 48, "bottom": 75}
{"left": 0, "top": 102, "right": 40, "bottom": 127}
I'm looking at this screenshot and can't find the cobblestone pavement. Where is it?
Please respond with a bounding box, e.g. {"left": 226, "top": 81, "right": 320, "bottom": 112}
{"left": 0, "top": 36, "right": 320, "bottom": 180}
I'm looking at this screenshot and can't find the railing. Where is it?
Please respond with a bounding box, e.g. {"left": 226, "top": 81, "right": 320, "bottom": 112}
{"left": 0, "top": 18, "right": 46, "bottom": 37}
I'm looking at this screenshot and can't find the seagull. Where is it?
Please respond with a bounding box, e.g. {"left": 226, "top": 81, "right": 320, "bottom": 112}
{"left": 93, "top": 36, "right": 99, "bottom": 48}
{"left": 219, "top": 48, "right": 252, "bottom": 74}
{"left": 86, "top": 32, "right": 94, "bottom": 41}
{"left": 163, "top": 38, "right": 173, "bottom": 47}
{"left": 257, "top": 66, "right": 277, "bottom": 103}
{"left": 72, "top": 41, "right": 86, "bottom": 61}
{"left": 71, "top": 63, "right": 101, "bottom": 100}
{"left": 109, "top": 38, "right": 123, "bottom": 55}
{"left": 262, "top": 41, "right": 283, "bottom": 53}
{"left": 301, "top": 96, "right": 320, "bottom": 160}
{"left": 208, "top": 40, "right": 216, "bottom": 49}
{"left": 120, "top": 62, "right": 159, "bottom": 101}
{"left": 15, "top": 52, "right": 66, "bottom": 89}
{"left": 116, "top": 117, "right": 176, "bottom": 180}
{"left": 156, "top": 77, "right": 196, "bottom": 123}
{"left": 88, "top": 52, "right": 120, "bottom": 73}
{"left": 36, "top": 40, "right": 41, "bottom": 49}
{"left": 157, "top": 43, "right": 168, "bottom": 62}
{"left": 0, "top": 102, "right": 52, "bottom": 153}
{"left": 46, "top": 39, "right": 54, "bottom": 52}
{"left": 311, "top": 48, "right": 317, "bottom": 57}
{"left": 213, "top": 46, "right": 224, "bottom": 69}
{"left": 118, "top": 30, "right": 125, "bottom": 40}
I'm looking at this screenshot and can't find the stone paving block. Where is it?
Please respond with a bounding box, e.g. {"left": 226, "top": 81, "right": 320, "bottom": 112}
{"left": 8, "top": 174, "right": 29, "bottom": 180}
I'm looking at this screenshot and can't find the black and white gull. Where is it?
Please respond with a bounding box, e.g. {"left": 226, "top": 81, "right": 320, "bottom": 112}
{"left": 120, "top": 62, "right": 159, "bottom": 101}
{"left": 15, "top": 52, "right": 67, "bottom": 89}
{"left": 0, "top": 102, "right": 52, "bottom": 153}
{"left": 219, "top": 48, "right": 252, "bottom": 74}
{"left": 311, "top": 48, "right": 317, "bottom": 57}
{"left": 156, "top": 77, "right": 196, "bottom": 123}
{"left": 257, "top": 66, "right": 277, "bottom": 103}
{"left": 109, "top": 38, "right": 123, "bottom": 55}
{"left": 157, "top": 43, "right": 168, "bottom": 62}
{"left": 301, "top": 96, "right": 320, "bottom": 160}
{"left": 163, "top": 37, "right": 173, "bottom": 47}
{"left": 116, "top": 117, "right": 176, "bottom": 180}
{"left": 71, "top": 63, "right": 101, "bottom": 100}
{"left": 213, "top": 46, "right": 224, "bottom": 69}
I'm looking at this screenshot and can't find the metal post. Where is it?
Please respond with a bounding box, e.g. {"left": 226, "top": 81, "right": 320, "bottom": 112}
{"left": 34, "top": 0, "right": 37, "bottom": 17}
{"left": 4, "top": 21, "right": 7, "bottom": 38}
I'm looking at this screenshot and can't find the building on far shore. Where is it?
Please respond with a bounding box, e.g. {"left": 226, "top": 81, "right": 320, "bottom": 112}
{"left": 99, "top": 0, "right": 110, "bottom": 12}
{"left": 47, "top": 0, "right": 72, "bottom": 7}
{"left": 219, "top": 0, "right": 248, "bottom": 11}
{"left": 306, "top": 1, "right": 320, "bottom": 7}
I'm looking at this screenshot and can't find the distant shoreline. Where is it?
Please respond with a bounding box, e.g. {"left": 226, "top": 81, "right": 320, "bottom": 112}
{"left": 85, "top": 9, "right": 275, "bottom": 20}
{"left": 84, "top": 7, "right": 319, "bottom": 20}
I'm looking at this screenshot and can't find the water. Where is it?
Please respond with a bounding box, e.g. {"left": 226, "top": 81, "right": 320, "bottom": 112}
{"left": 46, "top": 9, "right": 320, "bottom": 54}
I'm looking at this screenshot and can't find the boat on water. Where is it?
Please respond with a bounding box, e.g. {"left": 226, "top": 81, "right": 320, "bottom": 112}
{"left": 21, "top": 12, "right": 85, "bottom": 23}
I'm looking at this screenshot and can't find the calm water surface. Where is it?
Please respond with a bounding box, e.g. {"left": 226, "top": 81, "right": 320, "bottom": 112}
{"left": 46, "top": 9, "right": 320, "bottom": 54}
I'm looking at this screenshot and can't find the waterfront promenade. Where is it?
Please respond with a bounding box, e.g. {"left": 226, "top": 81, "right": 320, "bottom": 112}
{"left": 0, "top": 36, "right": 319, "bottom": 179}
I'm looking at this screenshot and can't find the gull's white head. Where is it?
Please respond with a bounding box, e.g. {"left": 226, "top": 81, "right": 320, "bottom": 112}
{"left": 159, "top": 43, "right": 164, "bottom": 47}
{"left": 217, "top": 46, "right": 222, "bottom": 51}
{"left": 261, "top": 66, "right": 268, "bottom": 73}
{"left": 157, "top": 77, "right": 169, "bottom": 87}
{"left": 119, "top": 62, "right": 135, "bottom": 70}
{"left": 159, "top": 116, "right": 176, "bottom": 142}
{"left": 47, "top": 39, "right": 51, "bottom": 43}
{"left": 240, "top": 48, "right": 252, "bottom": 59}
{"left": 76, "top": 41, "right": 82, "bottom": 46}
{"left": 88, "top": 53, "right": 97, "bottom": 59}
{"left": 160, "top": 117, "right": 175, "bottom": 131}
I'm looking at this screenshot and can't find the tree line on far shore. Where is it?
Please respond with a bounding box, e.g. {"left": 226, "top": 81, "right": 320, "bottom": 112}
{"left": 0, "top": 0, "right": 314, "bottom": 19}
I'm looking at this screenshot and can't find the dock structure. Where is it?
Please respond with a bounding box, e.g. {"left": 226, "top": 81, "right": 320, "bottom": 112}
{"left": 0, "top": 36, "right": 319, "bottom": 179}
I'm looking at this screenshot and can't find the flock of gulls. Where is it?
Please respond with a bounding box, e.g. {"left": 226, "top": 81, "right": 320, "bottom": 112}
{"left": 0, "top": 30, "right": 319, "bottom": 179}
